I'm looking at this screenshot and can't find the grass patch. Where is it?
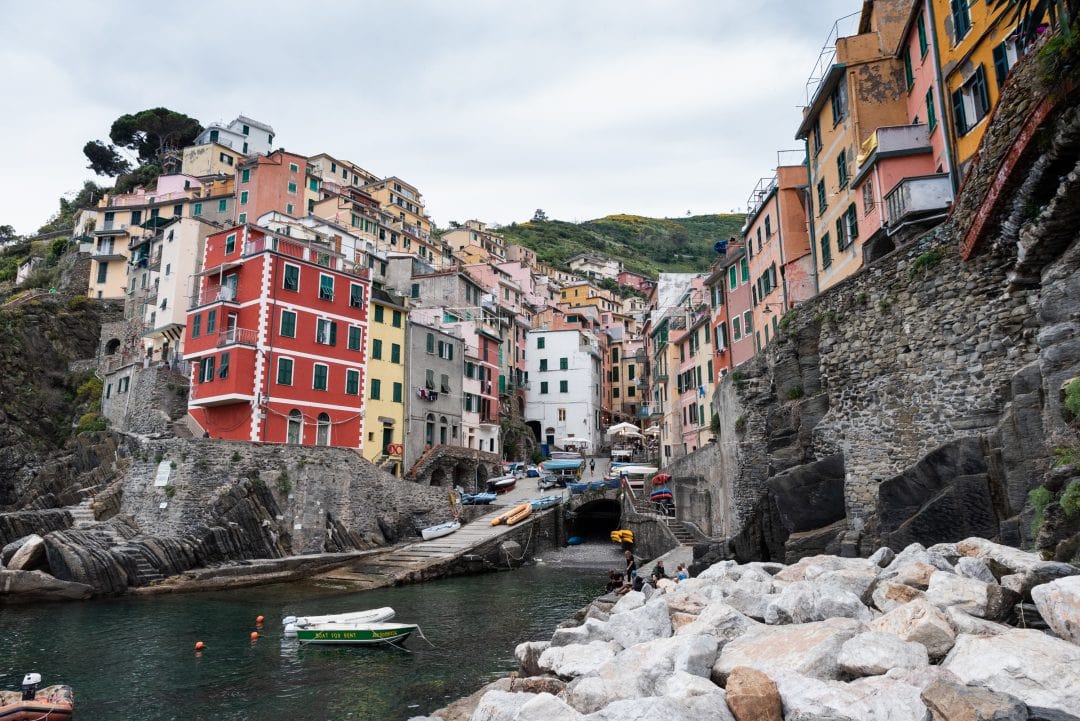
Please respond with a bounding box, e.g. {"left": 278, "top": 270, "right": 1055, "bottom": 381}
{"left": 785, "top": 386, "right": 805, "bottom": 400}
{"left": 910, "top": 249, "right": 945, "bottom": 276}
{"left": 76, "top": 412, "right": 107, "bottom": 433}
{"left": 1029, "top": 486, "right": 1053, "bottom": 536}
{"left": 1053, "top": 446, "right": 1078, "bottom": 468}
{"left": 1062, "top": 478, "right": 1080, "bottom": 517}
{"left": 1064, "top": 378, "right": 1080, "bottom": 419}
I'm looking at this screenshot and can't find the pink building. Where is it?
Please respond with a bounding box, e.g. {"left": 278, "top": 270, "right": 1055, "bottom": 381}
{"left": 617, "top": 270, "right": 655, "bottom": 295}
{"left": 705, "top": 247, "right": 754, "bottom": 377}
{"left": 743, "top": 165, "right": 815, "bottom": 351}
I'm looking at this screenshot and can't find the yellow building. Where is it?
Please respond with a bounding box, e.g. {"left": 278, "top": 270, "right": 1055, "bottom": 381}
{"left": 364, "top": 288, "right": 409, "bottom": 476}
{"left": 444, "top": 220, "right": 506, "bottom": 263}
{"left": 181, "top": 142, "right": 244, "bottom": 178}
{"left": 795, "top": 0, "right": 913, "bottom": 292}
{"left": 560, "top": 282, "right": 620, "bottom": 313}
{"left": 930, "top": 0, "right": 1041, "bottom": 173}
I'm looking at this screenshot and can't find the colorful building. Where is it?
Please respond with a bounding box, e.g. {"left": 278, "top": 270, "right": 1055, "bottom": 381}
{"left": 524, "top": 328, "right": 604, "bottom": 451}
{"left": 795, "top": 0, "right": 914, "bottom": 291}
{"left": 364, "top": 288, "right": 408, "bottom": 475}
{"left": 404, "top": 321, "right": 464, "bottom": 468}
{"left": 195, "top": 115, "right": 275, "bottom": 157}
{"left": 235, "top": 150, "right": 311, "bottom": 224}
{"left": 444, "top": 220, "right": 507, "bottom": 263}
{"left": 704, "top": 247, "right": 754, "bottom": 383}
{"left": 183, "top": 224, "right": 371, "bottom": 447}
{"left": 743, "top": 165, "right": 815, "bottom": 351}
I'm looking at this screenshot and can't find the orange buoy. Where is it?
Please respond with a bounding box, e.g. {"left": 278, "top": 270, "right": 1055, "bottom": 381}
{"left": 250, "top": 631, "right": 259, "bottom": 641}
{"left": 194, "top": 641, "right": 206, "bottom": 651}
{"left": 256, "top": 615, "right": 265, "bottom": 624}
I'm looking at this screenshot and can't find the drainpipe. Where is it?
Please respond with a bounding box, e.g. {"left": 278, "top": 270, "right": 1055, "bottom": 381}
{"left": 774, "top": 191, "right": 788, "bottom": 311}
{"left": 927, "top": 0, "right": 961, "bottom": 193}
{"left": 803, "top": 137, "right": 822, "bottom": 297}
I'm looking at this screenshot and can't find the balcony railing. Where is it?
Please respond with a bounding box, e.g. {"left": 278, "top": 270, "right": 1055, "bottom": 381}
{"left": 189, "top": 284, "right": 238, "bottom": 309}
{"left": 243, "top": 236, "right": 345, "bottom": 271}
{"left": 217, "top": 327, "right": 258, "bottom": 347}
{"left": 884, "top": 175, "right": 953, "bottom": 233}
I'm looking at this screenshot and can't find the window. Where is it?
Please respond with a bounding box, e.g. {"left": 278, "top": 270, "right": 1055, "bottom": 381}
{"left": 318, "top": 274, "right": 334, "bottom": 301}
{"left": 372, "top": 338, "right": 383, "bottom": 359}
{"left": 743, "top": 311, "right": 752, "bottom": 335}
{"left": 238, "top": 213, "right": 247, "bottom": 224}
{"left": 993, "top": 39, "right": 1022, "bottom": 89}
{"left": 289, "top": 163, "right": 299, "bottom": 173}
{"left": 348, "top": 326, "right": 362, "bottom": 351}
{"left": 903, "top": 47, "right": 914, "bottom": 89}
{"left": 240, "top": 190, "right": 249, "bottom": 205}
{"left": 209, "top": 129, "right": 219, "bottom": 142}
{"left": 426, "top": 333, "right": 435, "bottom": 354}
{"left": 225, "top": 233, "right": 236, "bottom": 254}
{"left": 131, "top": 210, "right": 142, "bottom": 225}
{"left": 316, "top": 413, "right": 330, "bottom": 446}
{"left": 863, "top": 178, "right": 875, "bottom": 215}
{"left": 837, "top": 150, "right": 849, "bottom": 188}
{"left": 558, "top": 408, "right": 567, "bottom": 421}
{"left": 283, "top": 264, "right": 300, "bottom": 291}
{"left": 206, "top": 309, "right": 217, "bottom": 333}
{"left": 560, "top": 380, "right": 569, "bottom": 393}
{"left": 812, "top": 117, "right": 822, "bottom": 155}
{"left": 374, "top": 305, "right": 384, "bottom": 323}
{"left": 926, "top": 87, "right": 937, "bottom": 132}
{"left": 392, "top": 310, "right": 402, "bottom": 328}
{"left": 845, "top": 204, "right": 859, "bottom": 246}
{"left": 539, "top": 358, "right": 548, "bottom": 372}
{"left": 392, "top": 382, "right": 402, "bottom": 403}
{"left": 316, "top": 318, "right": 337, "bottom": 345}
{"left": 425, "top": 369, "right": 435, "bottom": 389}
{"left": 218, "top": 199, "right": 228, "bottom": 212}
{"left": 369, "top": 378, "right": 381, "bottom": 399}
{"left": 277, "top": 357, "right": 293, "bottom": 385}
{"left": 411, "top": 283, "right": 420, "bottom": 299}
{"left": 540, "top": 381, "right": 549, "bottom": 394}
{"left": 830, "top": 82, "right": 848, "bottom": 125}
{"left": 950, "top": 0, "right": 971, "bottom": 42}
{"left": 312, "top": 363, "right": 328, "bottom": 391}
{"left": 732, "top": 316, "right": 742, "bottom": 340}
{"left": 286, "top": 204, "right": 294, "bottom": 216}
{"left": 287, "top": 181, "right": 297, "bottom": 194}
{"left": 817, "top": 179, "right": 827, "bottom": 213}
{"left": 349, "top": 283, "right": 364, "bottom": 308}
{"left": 391, "top": 343, "right": 401, "bottom": 363}
{"left": 440, "top": 374, "right": 451, "bottom": 393}
{"left": 96, "top": 263, "right": 108, "bottom": 283}
{"left": 241, "top": 169, "right": 250, "bottom": 183}
{"left": 917, "top": 13, "right": 929, "bottom": 57}
{"left": 740, "top": 256, "right": 750, "bottom": 283}
{"left": 951, "top": 65, "right": 990, "bottom": 136}
{"left": 199, "top": 356, "right": 216, "bottom": 383}
{"left": 193, "top": 202, "right": 202, "bottom": 216}
{"left": 280, "top": 310, "right": 296, "bottom": 338}
{"left": 559, "top": 357, "right": 568, "bottom": 370}
{"left": 764, "top": 216, "right": 772, "bottom": 238}
{"left": 537, "top": 336, "right": 545, "bottom": 349}
{"left": 191, "top": 314, "right": 201, "bottom": 338}
{"left": 820, "top": 232, "right": 832, "bottom": 268}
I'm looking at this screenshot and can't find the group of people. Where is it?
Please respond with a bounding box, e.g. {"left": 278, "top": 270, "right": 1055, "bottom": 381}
{"left": 605, "top": 550, "right": 689, "bottom": 595}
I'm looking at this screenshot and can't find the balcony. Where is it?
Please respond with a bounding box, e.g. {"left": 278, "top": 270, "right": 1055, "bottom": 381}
{"left": 188, "top": 377, "right": 253, "bottom": 407}
{"left": 91, "top": 242, "right": 126, "bottom": 261}
{"left": 217, "top": 327, "right": 258, "bottom": 347}
{"left": 856, "top": 124, "right": 932, "bottom": 168}
{"left": 148, "top": 252, "right": 162, "bottom": 272}
{"left": 189, "top": 284, "right": 239, "bottom": 309}
{"left": 884, "top": 175, "right": 953, "bottom": 233}
{"left": 95, "top": 222, "right": 130, "bottom": 236}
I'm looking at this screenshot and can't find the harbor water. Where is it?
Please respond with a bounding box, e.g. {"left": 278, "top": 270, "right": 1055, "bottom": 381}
{"left": 1, "top": 562, "right": 610, "bottom": 720}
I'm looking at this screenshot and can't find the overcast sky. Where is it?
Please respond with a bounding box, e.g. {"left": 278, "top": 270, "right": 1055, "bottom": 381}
{"left": 0, "top": 0, "right": 861, "bottom": 235}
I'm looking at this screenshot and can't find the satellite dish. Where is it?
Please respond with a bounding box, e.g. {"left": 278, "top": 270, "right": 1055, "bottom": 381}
{"left": 713, "top": 240, "right": 729, "bottom": 255}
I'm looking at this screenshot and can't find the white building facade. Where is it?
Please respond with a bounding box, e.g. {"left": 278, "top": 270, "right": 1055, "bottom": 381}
{"left": 525, "top": 329, "right": 603, "bottom": 451}
{"left": 195, "top": 115, "right": 275, "bottom": 156}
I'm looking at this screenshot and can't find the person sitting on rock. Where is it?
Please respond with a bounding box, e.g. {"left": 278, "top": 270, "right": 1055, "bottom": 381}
{"left": 624, "top": 549, "right": 637, "bottom": 582}
{"left": 605, "top": 570, "right": 623, "bottom": 593}
{"left": 675, "top": 563, "right": 689, "bottom": 581}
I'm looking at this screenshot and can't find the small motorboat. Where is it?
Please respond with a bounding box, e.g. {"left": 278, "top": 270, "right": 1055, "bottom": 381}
{"left": 567, "top": 481, "right": 589, "bottom": 495}
{"left": 461, "top": 492, "right": 497, "bottom": 505}
{"left": 486, "top": 475, "right": 517, "bottom": 494}
{"left": 421, "top": 521, "right": 461, "bottom": 540}
{"left": 529, "top": 495, "right": 562, "bottom": 511}
{"left": 525, "top": 465, "right": 541, "bottom": 478}
{"left": 491, "top": 503, "right": 530, "bottom": 526}
{"left": 0, "top": 673, "right": 73, "bottom": 721}
{"left": 295, "top": 622, "right": 419, "bottom": 646}
{"left": 283, "top": 607, "right": 395, "bottom": 637}
{"left": 536, "top": 474, "right": 560, "bottom": 490}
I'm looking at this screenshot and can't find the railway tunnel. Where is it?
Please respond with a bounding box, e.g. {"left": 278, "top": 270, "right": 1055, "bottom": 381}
{"left": 564, "top": 497, "right": 622, "bottom": 542}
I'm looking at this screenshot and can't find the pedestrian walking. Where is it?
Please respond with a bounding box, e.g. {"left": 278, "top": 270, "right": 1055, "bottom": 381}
{"left": 589, "top": 458, "right": 596, "bottom": 476}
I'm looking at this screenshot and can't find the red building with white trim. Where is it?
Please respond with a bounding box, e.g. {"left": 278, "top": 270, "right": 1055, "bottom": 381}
{"left": 183, "top": 224, "right": 370, "bottom": 447}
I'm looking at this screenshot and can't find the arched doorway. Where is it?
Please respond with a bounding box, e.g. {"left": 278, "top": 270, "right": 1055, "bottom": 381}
{"left": 526, "top": 421, "right": 541, "bottom": 443}
{"left": 568, "top": 498, "right": 621, "bottom": 541}
{"left": 105, "top": 338, "right": 121, "bottom": 355}
{"left": 287, "top": 409, "right": 303, "bottom": 444}
{"left": 316, "top": 413, "right": 330, "bottom": 446}
{"left": 439, "top": 416, "right": 448, "bottom": 445}
{"left": 425, "top": 414, "right": 435, "bottom": 446}
{"left": 544, "top": 427, "right": 555, "bottom": 448}
{"left": 453, "top": 461, "right": 472, "bottom": 490}
{"left": 430, "top": 467, "right": 448, "bottom": 487}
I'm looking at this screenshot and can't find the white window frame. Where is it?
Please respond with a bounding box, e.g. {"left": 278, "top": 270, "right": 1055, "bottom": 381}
{"left": 345, "top": 368, "right": 361, "bottom": 395}
{"left": 312, "top": 362, "right": 329, "bottom": 391}
{"left": 276, "top": 356, "right": 294, "bottom": 386}
{"left": 283, "top": 262, "right": 301, "bottom": 292}
{"left": 318, "top": 272, "right": 334, "bottom": 301}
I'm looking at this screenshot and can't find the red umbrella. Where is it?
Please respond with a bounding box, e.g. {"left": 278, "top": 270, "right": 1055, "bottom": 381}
{"left": 651, "top": 473, "right": 671, "bottom": 486}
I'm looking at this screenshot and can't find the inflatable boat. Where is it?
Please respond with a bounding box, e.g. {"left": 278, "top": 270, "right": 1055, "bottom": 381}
{"left": 421, "top": 521, "right": 461, "bottom": 540}
{"left": 491, "top": 503, "right": 530, "bottom": 526}
{"left": 0, "top": 674, "right": 73, "bottom": 721}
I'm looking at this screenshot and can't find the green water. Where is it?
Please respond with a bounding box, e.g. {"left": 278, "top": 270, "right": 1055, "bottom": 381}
{"left": 1, "top": 565, "right": 603, "bottom": 721}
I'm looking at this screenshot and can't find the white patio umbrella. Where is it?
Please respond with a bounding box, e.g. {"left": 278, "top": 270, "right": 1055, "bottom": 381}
{"left": 557, "top": 437, "right": 591, "bottom": 447}
{"left": 606, "top": 422, "right": 640, "bottom": 437}
{"left": 643, "top": 427, "right": 661, "bottom": 436}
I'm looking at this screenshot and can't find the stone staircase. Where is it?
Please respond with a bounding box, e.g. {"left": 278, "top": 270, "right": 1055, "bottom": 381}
{"left": 116, "top": 548, "right": 164, "bottom": 585}
{"left": 667, "top": 520, "right": 697, "bottom": 545}
{"left": 66, "top": 498, "right": 96, "bottom": 528}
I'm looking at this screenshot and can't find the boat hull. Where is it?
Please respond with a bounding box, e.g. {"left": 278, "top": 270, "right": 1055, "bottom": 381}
{"left": 295, "top": 623, "right": 418, "bottom": 645}
{"left": 283, "top": 607, "right": 395, "bottom": 637}
{"left": 529, "top": 496, "right": 562, "bottom": 511}
{"left": 0, "top": 686, "right": 73, "bottom": 721}
{"left": 421, "top": 522, "right": 460, "bottom": 540}
{"left": 491, "top": 503, "right": 530, "bottom": 526}
{"left": 506, "top": 504, "right": 532, "bottom": 525}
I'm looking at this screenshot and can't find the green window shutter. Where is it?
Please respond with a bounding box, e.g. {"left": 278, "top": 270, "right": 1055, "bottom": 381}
{"left": 951, "top": 88, "right": 968, "bottom": 135}
{"left": 728, "top": 266, "right": 737, "bottom": 290}
{"left": 903, "top": 48, "right": 914, "bottom": 89}
{"left": 537, "top": 336, "right": 545, "bottom": 349}
{"left": 348, "top": 326, "right": 361, "bottom": 351}
{"left": 314, "top": 364, "right": 328, "bottom": 391}
{"left": 392, "top": 382, "right": 402, "bottom": 402}
{"left": 350, "top": 283, "right": 363, "bottom": 308}
{"left": 707, "top": 359, "right": 713, "bottom": 378}
{"left": 392, "top": 310, "right": 402, "bottom": 328}
{"left": 540, "top": 381, "right": 548, "bottom": 394}
{"left": 817, "top": 180, "right": 827, "bottom": 210}
{"left": 192, "top": 314, "right": 201, "bottom": 338}
{"left": 993, "top": 44, "right": 1010, "bottom": 89}
{"left": 374, "top": 305, "right": 384, "bottom": 322}
{"left": 372, "top": 338, "right": 382, "bottom": 359}
{"left": 309, "top": 177, "right": 318, "bottom": 191}
{"left": 560, "top": 357, "right": 568, "bottom": 370}
{"left": 284, "top": 265, "right": 299, "bottom": 291}
{"left": 821, "top": 233, "right": 832, "bottom": 267}
{"left": 319, "top": 275, "right": 334, "bottom": 300}
{"left": 329, "top": 321, "right": 337, "bottom": 346}
{"left": 218, "top": 199, "right": 227, "bottom": 212}
{"left": 240, "top": 190, "right": 248, "bottom": 204}
{"left": 974, "top": 65, "right": 990, "bottom": 118}
{"left": 346, "top": 370, "right": 359, "bottom": 395}
{"left": 370, "top": 378, "right": 381, "bottom": 400}
{"left": 560, "top": 380, "right": 568, "bottom": 393}
{"left": 917, "top": 14, "right": 928, "bottom": 56}
{"left": 740, "top": 257, "right": 749, "bottom": 282}
{"left": 280, "top": 311, "right": 296, "bottom": 337}
{"left": 926, "top": 88, "right": 937, "bottom": 131}
{"left": 193, "top": 203, "right": 202, "bottom": 216}
{"left": 277, "top": 358, "right": 293, "bottom": 385}
{"left": 540, "top": 359, "right": 548, "bottom": 371}
{"left": 391, "top": 344, "right": 400, "bottom": 363}
{"left": 426, "top": 333, "right": 435, "bottom": 353}
{"left": 848, "top": 204, "right": 859, "bottom": 239}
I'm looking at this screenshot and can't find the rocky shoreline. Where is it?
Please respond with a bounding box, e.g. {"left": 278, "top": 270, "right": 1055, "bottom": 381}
{"left": 411, "top": 538, "right": 1080, "bottom": 721}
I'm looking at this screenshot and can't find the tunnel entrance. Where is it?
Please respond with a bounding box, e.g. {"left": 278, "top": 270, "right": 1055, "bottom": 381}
{"left": 566, "top": 499, "right": 621, "bottom": 542}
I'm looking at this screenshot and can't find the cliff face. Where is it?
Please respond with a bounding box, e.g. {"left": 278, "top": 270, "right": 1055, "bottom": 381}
{"left": 675, "top": 55, "right": 1080, "bottom": 565}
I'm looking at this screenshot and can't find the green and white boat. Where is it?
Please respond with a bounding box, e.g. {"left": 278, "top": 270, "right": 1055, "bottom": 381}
{"left": 295, "top": 622, "right": 419, "bottom": 646}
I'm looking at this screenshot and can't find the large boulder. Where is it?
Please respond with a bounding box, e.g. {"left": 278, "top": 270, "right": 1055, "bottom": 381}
{"left": 579, "top": 692, "right": 735, "bottom": 721}
{"left": 538, "top": 641, "right": 621, "bottom": 680}
{"left": 763, "top": 581, "right": 872, "bottom": 625}
{"left": 870, "top": 580, "right": 927, "bottom": 612}
{"left": 551, "top": 619, "right": 613, "bottom": 647}
{"left": 6, "top": 534, "right": 46, "bottom": 571}
{"left": 955, "top": 557, "right": 997, "bottom": 584}
{"left": 956, "top": 537, "right": 1078, "bottom": 580}
{"left": 920, "top": 678, "right": 1028, "bottom": 721}
{"left": 469, "top": 689, "right": 536, "bottom": 721}
{"left": 769, "top": 670, "right": 930, "bottom": 721}
{"left": 837, "top": 631, "right": 929, "bottom": 677}
{"left": 675, "top": 601, "right": 758, "bottom": 643}
{"left": 924, "top": 571, "right": 1017, "bottom": 621}
{"left": 941, "top": 630, "right": 1080, "bottom": 721}
{"left": 724, "top": 667, "right": 782, "bottom": 721}
{"left": 0, "top": 569, "right": 92, "bottom": 601}
{"left": 606, "top": 596, "right": 671, "bottom": 649}
{"left": 1031, "top": 576, "right": 1080, "bottom": 646}
{"left": 516, "top": 641, "right": 551, "bottom": 676}
{"left": 514, "top": 693, "right": 581, "bottom": 721}
{"left": 713, "top": 617, "right": 864, "bottom": 683}
{"left": 870, "top": 599, "right": 956, "bottom": 660}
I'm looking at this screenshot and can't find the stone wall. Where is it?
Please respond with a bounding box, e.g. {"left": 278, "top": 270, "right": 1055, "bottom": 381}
{"left": 102, "top": 364, "right": 189, "bottom": 435}
{"left": 672, "top": 55, "right": 1080, "bottom": 563}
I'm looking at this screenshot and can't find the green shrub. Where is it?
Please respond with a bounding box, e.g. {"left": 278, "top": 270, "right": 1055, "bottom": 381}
{"left": 910, "top": 249, "right": 945, "bottom": 275}
{"left": 785, "top": 386, "right": 805, "bottom": 400}
{"left": 163, "top": 484, "right": 176, "bottom": 498}
{"left": 231, "top": 451, "right": 241, "bottom": 463}
{"left": 153, "top": 450, "right": 164, "bottom": 464}
{"left": 734, "top": 415, "right": 747, "bottom": 433}
{"left": 75, "top": 376, "right": 103, "bottom": 404}
{"left": 1062, "top": 478, "right": 1080, "bottom": 517}
{"left": 1038, "top": 21, "right": 1080, "bottom": 88}
{"left": 76, "top": 412, "right": 107, "bottom": 433}
{"left": 67, "top": 295, "right": 89, "bottom": 311}
{"left": 1064, "top": 378, "right": 1080, "bottom": 418}
{"left": 777, "top": 308, "right": 797, "bottom": 331}
{"left": 1053, "top": 446, "right": 1078, "bottom": 468}
{"left": 278, "top": 473, "right": 293, "bottom": 496}
{"left": 710, "top": 413, "right": 720, "bottom": 434}
{"left": 1029, "top": 486, "right": 1053, "bottom": 535}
